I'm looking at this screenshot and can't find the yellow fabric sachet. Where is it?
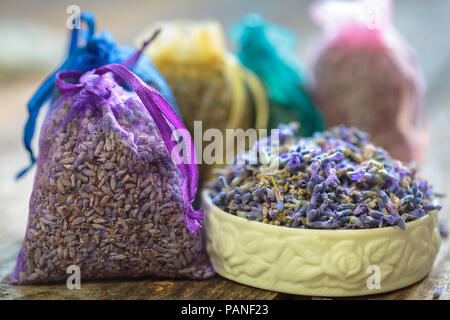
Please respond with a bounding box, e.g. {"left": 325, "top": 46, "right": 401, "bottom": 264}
{"left": 136, "top": 20, "right": 268, "bottom": 184}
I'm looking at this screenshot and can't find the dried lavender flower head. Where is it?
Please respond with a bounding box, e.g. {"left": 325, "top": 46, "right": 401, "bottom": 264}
{"left": 209, "top": 124, "right": 441, "bottom": 230}
{"left": 11, "top": 69, "right": 213, "bottom": 285}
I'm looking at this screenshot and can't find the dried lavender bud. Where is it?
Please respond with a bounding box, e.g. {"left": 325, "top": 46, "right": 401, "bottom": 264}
{"left": 209, "top": 124, "right": 441, "bottom": 230}
{"left": 287, "top": 153, "right": 302, "bottom": 171}
{"left": 432, "top": 287, "right": 442, "bottom": 299}
{"left": 439, "top": 223, "right": 448, "bottom": 239}
{"left": 348, "top": 169, "right": 366, "bottom": 182}
{"left": 324, "top": 168, "right": 339, "bottom": 187}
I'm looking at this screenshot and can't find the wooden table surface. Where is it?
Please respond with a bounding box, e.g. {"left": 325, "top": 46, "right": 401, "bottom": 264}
{"left": 0, "top": 0, "right": 449, "bottom": 300}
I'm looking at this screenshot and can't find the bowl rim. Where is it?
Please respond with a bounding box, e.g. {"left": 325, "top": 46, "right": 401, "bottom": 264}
{"left": 202, "top": 189, "right": 439, "bottom": 235}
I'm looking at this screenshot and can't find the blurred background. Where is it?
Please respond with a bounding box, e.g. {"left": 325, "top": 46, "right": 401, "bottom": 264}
{"left": 0, "top": 0, "right": 449, "bottom": 257}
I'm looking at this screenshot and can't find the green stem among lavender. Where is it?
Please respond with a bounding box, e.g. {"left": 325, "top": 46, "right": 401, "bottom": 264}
{"left": 209, "top": 124, "right": 442, "bottom": 230}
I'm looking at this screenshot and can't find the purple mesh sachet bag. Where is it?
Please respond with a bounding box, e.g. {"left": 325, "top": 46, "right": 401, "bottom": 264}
{"left": 11, "top": 64, "right": 214, "bottom": 285}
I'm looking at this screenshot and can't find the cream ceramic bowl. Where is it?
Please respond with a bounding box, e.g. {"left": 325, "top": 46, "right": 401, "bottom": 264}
{"left": 202, "top": 190, "right": 441, "bottom": 297}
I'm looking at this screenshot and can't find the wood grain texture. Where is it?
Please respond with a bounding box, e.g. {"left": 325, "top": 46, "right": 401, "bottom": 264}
{"left": 0, "top": 0, "right": 449, "bottom": 300}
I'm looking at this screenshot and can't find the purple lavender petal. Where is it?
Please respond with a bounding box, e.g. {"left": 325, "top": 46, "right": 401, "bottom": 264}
{"left": 349, "top": 169, "right": 366, "bottom": 182}
{"left": 287, "top": 153, "right": 302, "bottom": 170}
{"left": 325, "top": 168, "right": 340, "bottom": 187}
{"left": 310, "top": 159, "right": 321, "bottom": 179}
